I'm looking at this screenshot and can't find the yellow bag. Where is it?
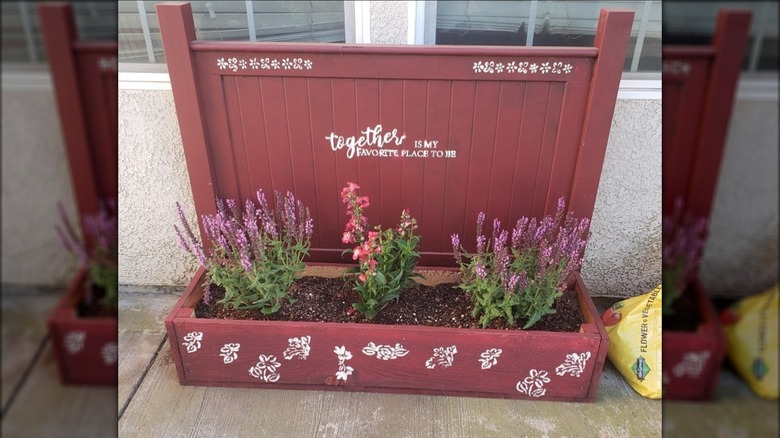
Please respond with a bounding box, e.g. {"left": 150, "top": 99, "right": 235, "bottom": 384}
{"left": 721, "top": 284, "right": 778, "bottom": 400}
{"left": 601, "top": 285, "right": 662, "bottom": 399}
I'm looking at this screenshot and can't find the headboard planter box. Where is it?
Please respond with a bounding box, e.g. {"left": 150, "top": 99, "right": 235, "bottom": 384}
{"left": 159, "top": 2, "right": 633, "bottom": 402}
{"left": 39, "top": 3, "right": 118, "bottom": 386}
{"left": 661, "top": 10, "right": 751, "bottom": 401}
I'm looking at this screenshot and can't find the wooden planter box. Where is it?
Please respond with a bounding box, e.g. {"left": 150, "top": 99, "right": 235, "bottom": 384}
{"left": 166, "top": 267, "right": 609, "bottom": 402}
{"left": 46, "top": 268, "right": 118, "bottom": 386}
{"left": 662, "top": 279, "right": 726, "bottom": 400}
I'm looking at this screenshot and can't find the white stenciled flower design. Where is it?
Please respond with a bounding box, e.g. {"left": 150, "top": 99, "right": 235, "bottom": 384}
{"left": 260, "top": 58, "right": 271, "bottom": 69}
{"left": 563, "top": 63, "right": 573, "bottom": 74}
{"left": 506, "top": 61, "right": 518, "bottom": 73}
{"left": 334, "top": 346, "right": 354, "bottom": 382}
{"left": 227, "top": 58, "right": 239, "bottom": 72}
{"left": 540, "top": 62, "right": 551, "bottom": 74}
{"left": 98, "top": 57, "right": 117, "bottom": 71}
{"left": 516, "top": 369, "right": 550, "bottom": 397}
{"left": 283, "top": 335, "right": 311, "bottom": 360}
{"left": 473, "top": 61, "right": 482, "bottom": 73}
{"left": 292, "top": 58, "right": 303, "bottom": 70}
{"left": 249, "top": 354, "right": 281, "bottom": 382}
{"left": 281, "top": 58, "right": 292, "bottom": 69}
{"left": 238, "top": 59, "right": 247, "bottom": 70}
{"left": 529, "top": 63, "right": 539, "bottom": 73}
{"left": 425, "top": 346, "right": 457, "bottom": 369}
{"left": 555, "top": 351, "right": 591, "bottom": 377}
{"left": 362, "top": 342, "right": 409, "bottom": 360}
{"left": 64, "top": 331, "right": 86, "bottom": 354}
{"left": 101, "top": 342, "right": 117, "bottom": 365}
{"left": 249, "top": 58, "right": 260, "bottom": 69}
{"left": 182, "top": 331, "right": 203, "bottom": 353}
{"left": 217, "top": 58, "right": 228, "bottom": 70}
{"left": 271, "top": 59, "right": 280, "bottom": 69}
{"left": 304, "top": 59, "right": 313, "bottom": 69}
{"left": 495, "top": 62, "right": 505, "bottom": 73}
{"left": 551, "top": 61, "right": 563, "bottom": 74}
{"left": 220, "top": 343, "right": 241, "bottom": 364}
{"left": 478, "top": 348, "right": 503, "bottom": 370}
{"left": 672, "top": 351, "right": 711, "bottom": 378}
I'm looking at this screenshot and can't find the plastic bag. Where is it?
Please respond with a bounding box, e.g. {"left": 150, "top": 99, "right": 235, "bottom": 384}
{"left": 601, "top": 285, "right": 662, "bottom": 399}
{"left": 721, "top": 284, "right": 778, "bottom": 400}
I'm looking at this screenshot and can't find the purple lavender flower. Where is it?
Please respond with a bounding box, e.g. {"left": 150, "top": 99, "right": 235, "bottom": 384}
{"left": 451, "top": 233, "right": 462, "bottom": 264}
{"left": 475, "top": 262, "right": 487, "bottom": 279}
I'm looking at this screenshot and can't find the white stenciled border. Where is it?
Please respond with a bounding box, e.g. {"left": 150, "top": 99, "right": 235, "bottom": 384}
{"left": 182, "top": 331, "right": 203, "bottom": 353}
{"left": 220, "top": 343, "right": 241, "bottom": 364}
{"left": 334, "top": 346, "right": 354, "bottom": 382}
{"left": 362, "top": 342, "right": 409, "bottom": 360}
{"left": 425, "top": 346, "right": 457, "bottom": 369}
{"left": 663, "top": 60, "right": 691, "bottom": 75}
{"left": 98, "top": 56, "right": 117, "bottom": 72}
{"left": 284, "top": 335, "right": 311, "bottom": 361}
{"left": 473, "top": 60, "right": 573, "bottom": 75}
{"left": 64, "top": 331, "right": 86, "bottom": 355}
{"left": 478, "top": 348, "right": 502, "bottom": 370}
{"left": 249, "top": 354, "right": 281, "bottom": 382}
{"left": 672, "top": 351, "right": 711, "bottom": 378}
{"left": 516, "top": 369, "right": 551, "bottom": 398}
{"left": 216, "top": 57, "right": 313, "bottom": 72}
{"left": 101, "top": 342, "right": 117, "bottom": 365}
{"left": 555, "top": 351, "right": 591, "bottom": 377}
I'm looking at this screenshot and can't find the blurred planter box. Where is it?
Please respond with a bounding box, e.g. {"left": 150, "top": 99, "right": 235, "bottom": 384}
{"left": 662, "top": 279, "right": 726, "bottom": 400}
{"left": 166, "top": 268, "right": 609, "bottom": 402}
{"left": 47, "top": 268, "right": 118, "bottom": 386}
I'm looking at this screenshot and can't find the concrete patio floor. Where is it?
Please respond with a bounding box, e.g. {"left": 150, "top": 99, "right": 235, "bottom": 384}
{"left": 1, "top": 285, "right": 776, "bottom": 437}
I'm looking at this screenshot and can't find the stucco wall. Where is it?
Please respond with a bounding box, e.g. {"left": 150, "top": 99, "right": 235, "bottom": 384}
{"left": 369, "top": 1, "right": 408, "bottom": 44}
{"left": 1, "top": 83, "right": 79, "bottom": 287}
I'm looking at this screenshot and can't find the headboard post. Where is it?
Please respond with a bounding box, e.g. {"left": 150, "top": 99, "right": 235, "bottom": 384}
{"left": 569, "top": 10, "right": 634, "bottom": 219}
{"left": 39, "top": 3, "right": 99, "bottom": 242}
{"left": 158, "top": 2, "right": 218, "bottom": 249}
{"left": 685, "top": 10, "right": 751, "bottom": 219}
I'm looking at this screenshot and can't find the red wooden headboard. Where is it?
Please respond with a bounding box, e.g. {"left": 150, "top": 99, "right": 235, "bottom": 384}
{"left": 39, "top": 3, "right": 118, "bottom": 238}
{"left": 662, "top": 10, "right": 751, "bottom": 220}
{"left": 159, "top": 2, "right": 633, "bottom": 266}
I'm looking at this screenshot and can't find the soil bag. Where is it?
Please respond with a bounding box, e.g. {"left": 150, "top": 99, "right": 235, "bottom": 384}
{"left": 721, "top": 284, "right": 778, "bottom": 400}
{"left": 601, "top": 285, "right": 662, "bottom": 398}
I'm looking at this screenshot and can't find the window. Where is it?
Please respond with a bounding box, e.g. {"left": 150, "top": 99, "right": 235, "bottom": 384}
{"left": 118, "top": 1, "right": 346, "bottom": 64}
{"left": 1, "top": 1, "right": 116, "bottom": 63}
{"left": 434, "top": 1, "right": 662, "bottom": 73}
{"left": 662, "top": 1, "right": 778, "bottom": 72}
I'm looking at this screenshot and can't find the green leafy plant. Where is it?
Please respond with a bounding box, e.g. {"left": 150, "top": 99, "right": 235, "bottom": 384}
{"left": 340, "top": 182, "right": 421, "bottom": 319}
{"left": 56, "top": 198, "right": 118, "bottom": 312}
{"left": 452, "top": 198, "right": 589, "bottom": 329}
{"left": 175, "top": 189, "right": 313, "bottom": 313}
{"left": 662, "top": 199, "right": 708, "bottom": 315}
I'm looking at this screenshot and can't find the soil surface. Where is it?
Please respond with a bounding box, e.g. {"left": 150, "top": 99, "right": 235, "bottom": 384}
{"left": 664, "top": 289, "right": 701, "bottom": 331}
{"left": 195, "top": 276, "right": 585, "bottom": 332}
{"left": 77, "top": 284, "right": 118, "bottom": 318}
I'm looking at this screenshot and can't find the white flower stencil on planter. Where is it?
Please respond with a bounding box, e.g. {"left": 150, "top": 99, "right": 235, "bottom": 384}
{"left": 283, "top": 335, "right": 311, "bottom": 361}
{"left": 182, "top": 331, "right": 203, "bottom": 353}
{"left": 555, "top": 351, "right": 591, "bottom": 377}
{"left": 64, "top": 330, "right": 86, "bottom": 354}
{"left": 217, "top": 57, "right": 313, "bottom": 72}
{"left": 101, "top": 342, "right": 117, "bottom": 365}
{"left": 425, "top": 346, "right": 457, "bottom": 369}
{"left": 473, "top": 60, "right": 572, "bottom": 75}
{"left": 478, "top": 348, "right": 503, "bottom": 370}
{"left": 516, "top": 369, "right": 551, "bottom": 398}
{"left": 362, "top": 342, "right": 409, "bottom": 360}
{"left": 663, "top": 60, "right": 691, "bottom": 75}
{"left": 249, "top": 354, "right": 281, "bottom": 382}
{"left": 672, "top": 351, "right": 711, "bottom": 378}
{"left": 220, "top": 343, "right": 241, "bottom": 364}
{"left": 334, "top": 346, "right": 354, "bottom": 382}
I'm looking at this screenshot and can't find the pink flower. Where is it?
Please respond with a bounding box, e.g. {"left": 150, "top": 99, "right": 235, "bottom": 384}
{"left": 358, "top": 274, "right": 367, "bottom": 283}
{"left": 342, "top": 232, "right": 354, "bottom": 244}
{"left": 353, "top": 247, "right": 362, "bottom": 260}
{"left": 357, "top": 196, "right": 370, "bottom": 208}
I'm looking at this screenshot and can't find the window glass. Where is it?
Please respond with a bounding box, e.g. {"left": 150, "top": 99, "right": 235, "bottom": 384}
{"left": 436, "top": 1, "right": 662, "bottom": 72}
{"left": 118, "top": 1, "right": 346, "bottom": 64}
{"left": 663, "top": 1, "right": 778, "bottom": 72}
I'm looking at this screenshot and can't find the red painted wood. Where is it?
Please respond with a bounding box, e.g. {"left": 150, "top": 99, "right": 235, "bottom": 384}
{"left": 169, "top": 269, "right": 607, "bottom": 402}
{"left": 46, "top": 268, "right": 118, "bottom": 386}
{"left": 662, "top": 10, "right": 751, "bottom": 401}
{"left": 158, "top": 3, "right": 633, "bottom": 400}
{"left": 38, "top": 4, "right": 118, "bottom": 244}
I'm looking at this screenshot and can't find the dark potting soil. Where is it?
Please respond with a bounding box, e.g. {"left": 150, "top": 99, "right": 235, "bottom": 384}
{"left": 77, "top": 284, "right": 118, "bottom": 318}
{"left": 664, "top": 289, "right": 701, "bottom": 332}
{"left": 194, "top": 276, "right": 585, "bottom": 332}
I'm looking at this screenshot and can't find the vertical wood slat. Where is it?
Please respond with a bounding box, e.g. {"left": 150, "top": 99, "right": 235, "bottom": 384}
{"left": 378, "top": 80, "right": 405, "bottom": 234}
{"left": 355, "top": 79, "right": 382, "bottom": 229}
{"left": 202, "top": 75, "right": 240, "bottom": 202}
{"left": 685, "top": 10, "right": 751, "bottom": 220}
{"left": 511, "top": 82, "right": 551, "bottom": 220}
{"left": 569, "top": 10, "right": 634, "bottom": 219}
{"left": 421, "top": 80, "right": 452, "bottom": 252}
{"left": 38, "top": 4, "right": 101, "bottom": 246}
{"left": 308, "top": 78, "right": 340, "bottom": 250}
{"left": 157, "top": 2, "right": 217, "bottom": 249}
{"left": 401, "top": 80, "right": 428, "bottom": 244}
